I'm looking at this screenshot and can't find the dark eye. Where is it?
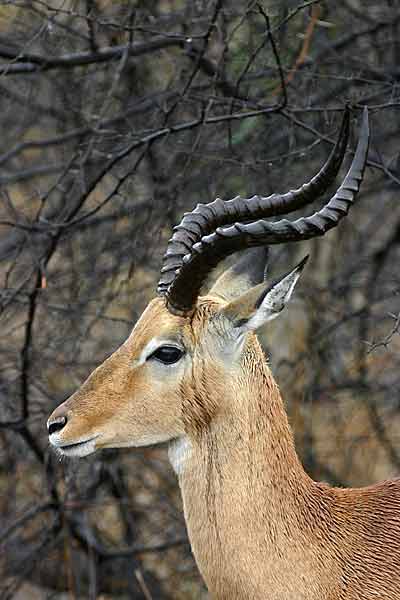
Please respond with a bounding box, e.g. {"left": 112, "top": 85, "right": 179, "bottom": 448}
{"left": 148, "top": 345, "right": 184, "bottom": 365}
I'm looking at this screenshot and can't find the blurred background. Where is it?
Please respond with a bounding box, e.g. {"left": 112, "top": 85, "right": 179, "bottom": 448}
{"left": 0, "top": 0, "right": 399, "bottom": 598}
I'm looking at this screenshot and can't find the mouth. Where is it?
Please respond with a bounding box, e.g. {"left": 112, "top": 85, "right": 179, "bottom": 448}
{"left": 50, "top": 436, "right": 98, "bottom": 458}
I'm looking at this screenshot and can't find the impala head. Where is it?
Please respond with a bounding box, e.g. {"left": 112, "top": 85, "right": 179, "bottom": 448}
{"left": 47, "top": 108, "right": 369, "bottom": 458}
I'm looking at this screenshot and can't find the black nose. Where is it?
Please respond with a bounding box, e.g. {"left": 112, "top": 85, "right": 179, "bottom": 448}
{"left": 48, "top": 416, "right": 67, "bottom": 435}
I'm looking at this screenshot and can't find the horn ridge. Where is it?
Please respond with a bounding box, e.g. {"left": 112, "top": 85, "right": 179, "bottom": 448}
{"left": 163, "top": 108, "right": 369, "bottom": 316}
{"left": 157, "top": 108, "right": 351, "bottom": 301}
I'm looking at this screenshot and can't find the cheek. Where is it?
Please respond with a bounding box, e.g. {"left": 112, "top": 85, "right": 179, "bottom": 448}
{"left": 113, "top": 371, "right": 184, "bottom": 431}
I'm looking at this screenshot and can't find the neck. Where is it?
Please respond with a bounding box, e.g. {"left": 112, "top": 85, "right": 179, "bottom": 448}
{"left": 169, "top": 344, "right": 338, "bottom": 599}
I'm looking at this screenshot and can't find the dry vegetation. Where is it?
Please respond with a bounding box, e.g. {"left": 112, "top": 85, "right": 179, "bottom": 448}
{"left": 0, "top": 0, "right": 399, "bottom": 598}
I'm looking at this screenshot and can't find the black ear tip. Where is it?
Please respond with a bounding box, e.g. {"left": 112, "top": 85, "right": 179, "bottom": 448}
{"left": 361, "top": 105, "right": 369, "bottom": 132}
{"left": 296, "top": 254, "right": 310, "bottom": 271}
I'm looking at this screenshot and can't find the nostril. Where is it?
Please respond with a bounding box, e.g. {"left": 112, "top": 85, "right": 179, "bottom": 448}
{"left": 48, "top": 416, "right": 67, "bottom": 436}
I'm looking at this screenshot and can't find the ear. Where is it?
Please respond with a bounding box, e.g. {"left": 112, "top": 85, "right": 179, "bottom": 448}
{"left": 219, "top": 255, "right": 309, "bottom": 334}
{"left": 209, "top": 247, "right": 269, "bottom": 301}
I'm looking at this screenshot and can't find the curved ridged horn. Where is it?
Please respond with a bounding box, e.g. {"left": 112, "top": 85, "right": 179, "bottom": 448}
{"left": 161, "top": 108, "right": 369, "bottom": 316}
{"left": 158, "top": 108, "right": 350, "bottom": 299}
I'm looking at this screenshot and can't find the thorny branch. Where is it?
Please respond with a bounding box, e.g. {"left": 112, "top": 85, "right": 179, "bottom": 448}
{"left": 366, "top": 312, "right": 400, "bottom": 353}
{"left": 0, "top": 36, "right": 186, "bottom": 75}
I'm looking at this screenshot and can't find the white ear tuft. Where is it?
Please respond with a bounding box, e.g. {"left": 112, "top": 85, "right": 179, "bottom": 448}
{"left": 239, "top": 255, "right": 308, "bottom": 333}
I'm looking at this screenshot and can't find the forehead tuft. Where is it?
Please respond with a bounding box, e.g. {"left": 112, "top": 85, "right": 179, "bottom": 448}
{"left": 128, "top": 295, "right": 226, "bottom": 354}
{"left": 129, "top": 296, "right": 189, "bottom": 350}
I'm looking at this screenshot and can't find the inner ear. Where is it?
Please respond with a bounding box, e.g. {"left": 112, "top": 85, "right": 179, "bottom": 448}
{"left": 209, "top": 248, "right": 269, "bottom": 301}
{"left": 217, "top": 255, "right": 309, "bottom": 333}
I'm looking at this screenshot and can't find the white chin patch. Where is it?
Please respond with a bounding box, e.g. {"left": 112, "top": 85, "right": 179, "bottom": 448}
{"left": 52, "top": 438, "right": 97, "bottom": 458}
